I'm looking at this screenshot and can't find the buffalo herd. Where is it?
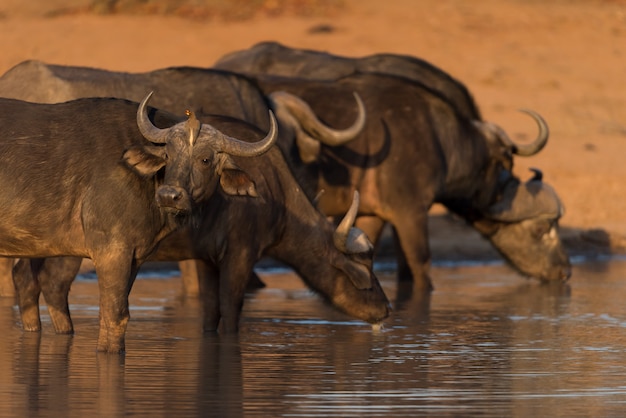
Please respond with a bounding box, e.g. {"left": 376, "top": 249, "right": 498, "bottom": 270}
{"left": 0, "top": 41, "right": 570, "bottom": 353}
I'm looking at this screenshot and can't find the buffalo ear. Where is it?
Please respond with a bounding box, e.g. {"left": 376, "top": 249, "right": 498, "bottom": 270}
{"left": 216, "top": 154, "right": 258, "bottom": 197}
{"left": 122, "top": 145, "right": 167, "bottom": 177}
{"left": 220, "top": 169, "right": 258, "bottom": 197}
{"left": 332, "top": 256, "right": 373, "bottom": 290}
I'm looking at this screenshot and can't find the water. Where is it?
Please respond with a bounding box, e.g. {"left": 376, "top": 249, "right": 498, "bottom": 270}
{"left": 2, "top": 259, "right": 626, "bottom": 417}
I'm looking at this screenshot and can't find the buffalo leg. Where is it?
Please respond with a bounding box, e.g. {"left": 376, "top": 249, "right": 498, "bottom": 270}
{"left": 181, "top": 259, "right": 266, "bottom": 297}
{"left": 219, "top": 256, "right": 255, "bottom": 333}
{"left": 392, "top": 211, "right": 433, "bottom": 291}
{"left": 0, "top": 258, "right": 16, "bottom": 297}
{"left": 393, "top": 228, "right": 414, "bottom": 281}
{"left": 13, "top": 259, "right": 42, "bottom": 331}
{"left": 39, "top": 257, "right": 82, "bottom": 334}
{"left": 179, "top": 259, "right": 200, "bottom": 297}
{"left": 354, "top": 215, "right": 386, "bottom": 245}
{"left": 355, "top": 216, "right": 424, "bottom": 286}
{"left": 94, "top": 252, "right": 138, "bottom": 353}
{"left": 197, "top": 260, "right": 221, "bottom": 332}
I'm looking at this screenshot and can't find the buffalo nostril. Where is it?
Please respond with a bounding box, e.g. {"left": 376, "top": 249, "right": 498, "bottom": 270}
{"left": 156, "top": 186, "right": 188, "bottom": 210}
{"left": 159, "top": 189, "right": 181, "bottom": 201}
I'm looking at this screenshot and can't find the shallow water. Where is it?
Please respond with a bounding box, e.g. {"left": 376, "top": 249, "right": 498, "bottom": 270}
{"left": 2, "top": 259, "right": 626, "bottom": 417}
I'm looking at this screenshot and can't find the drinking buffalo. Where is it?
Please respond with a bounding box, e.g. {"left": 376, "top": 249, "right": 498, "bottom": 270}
{"left": 252, "top": 72, "right": 571, "bottom": 290}
{"left": 0, "top": 93, "right": 277, "bottom": 352}
{"left": 12, "top": 119, "right": 390, "bottom": 334}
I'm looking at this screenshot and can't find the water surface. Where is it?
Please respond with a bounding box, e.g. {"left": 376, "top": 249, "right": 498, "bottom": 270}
{"left": 1, "top": 259, "right": 626, "bottom": 417}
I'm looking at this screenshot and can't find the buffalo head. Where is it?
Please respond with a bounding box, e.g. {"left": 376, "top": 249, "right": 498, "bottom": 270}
{"left": 471, "top": 109, "right": 549, "bottom": 209}
{"left": 465, "top": 110, "right": 570, "bottom": 281}
{"left": 475, "top": 170, "right": 571, "bottom": 282}
{"left": 127, "top": 92, "right": 278, "bottom": 214}
{"left": 327, "top": 191, "right": 391, "bottom": 325}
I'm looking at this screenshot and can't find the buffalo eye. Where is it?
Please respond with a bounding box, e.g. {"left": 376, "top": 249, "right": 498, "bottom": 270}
{"left": 201, "top": 158, "right": 210, "bottom": 165}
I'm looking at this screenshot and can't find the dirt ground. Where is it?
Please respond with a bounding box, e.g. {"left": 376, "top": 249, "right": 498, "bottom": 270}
{"left": 0, "top": 0, "right": 625, "bottom": 261}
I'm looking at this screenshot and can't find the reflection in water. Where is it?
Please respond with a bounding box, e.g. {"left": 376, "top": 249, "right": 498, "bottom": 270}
{"left": 1, "top": 261, "right": 626, "bottom": 416}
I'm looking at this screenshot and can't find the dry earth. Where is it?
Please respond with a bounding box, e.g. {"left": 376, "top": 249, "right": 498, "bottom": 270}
{"left": 1, "top": 0, "right": 626, "bottom": 262}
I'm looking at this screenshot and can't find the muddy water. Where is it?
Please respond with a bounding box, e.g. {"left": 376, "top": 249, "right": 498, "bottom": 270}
{"left": 1, "top": 259, "right": 626, "bottom": 417}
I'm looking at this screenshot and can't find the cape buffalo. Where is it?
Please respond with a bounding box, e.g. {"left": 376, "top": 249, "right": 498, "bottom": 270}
{"left": 12, "top": 118, "right": 390, "bottom": 335}
{"left": 249, "top": 72, "right": 571, "bottom": 290}
{"left": 0, "top": 93, "right": 277, "bottom": 352}
{"left": 0, "top": 60, "right": 365, "bottom": 296}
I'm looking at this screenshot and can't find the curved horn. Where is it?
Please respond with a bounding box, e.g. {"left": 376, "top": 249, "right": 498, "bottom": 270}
{"left": 333, "top": 191, "right": 374, "bottom": 254}
{"left": 269, "top": 91, "right": 366, "bottom": 146}
{"left": 334, "top": 191, "right": 360, "bottom": 252}
{"left": 515, "top": 109, "right": 549, "bottom": 156}
{"left": 136, "top": 91, "right": 170, "bottom": 144}
{"left": 496, "top": 109, "right": 549, "bottom": 156}
{"left": 206, "top": 110, "right": 278, "bottom": 157}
